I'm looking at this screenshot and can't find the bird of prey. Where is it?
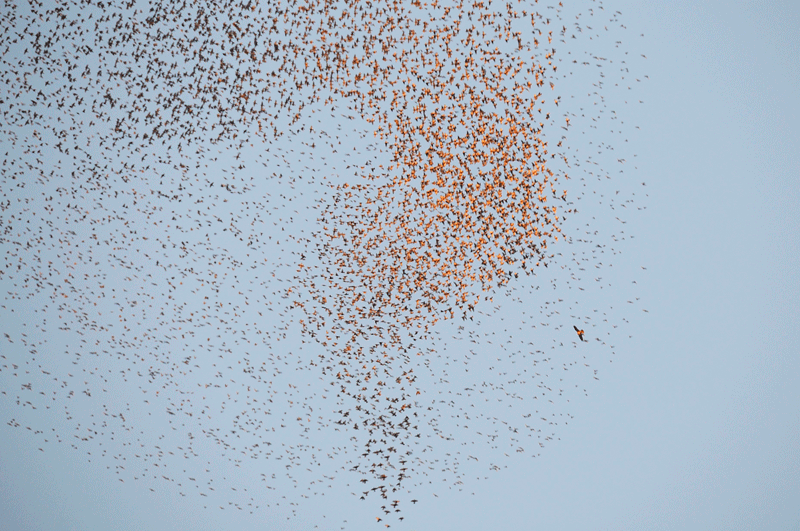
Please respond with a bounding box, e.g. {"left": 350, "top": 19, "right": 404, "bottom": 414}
{"left": 573, "top": 326, "right": 585, "bottom": 342}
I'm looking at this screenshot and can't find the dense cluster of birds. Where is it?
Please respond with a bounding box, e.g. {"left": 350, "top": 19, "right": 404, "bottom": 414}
{"left": 0, "top": 0, "right": 646, "bottom": 526}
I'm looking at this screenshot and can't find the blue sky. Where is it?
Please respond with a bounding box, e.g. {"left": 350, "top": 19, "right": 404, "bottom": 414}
{"left": 1, "top": 1, "right": 798, "bottom": 530}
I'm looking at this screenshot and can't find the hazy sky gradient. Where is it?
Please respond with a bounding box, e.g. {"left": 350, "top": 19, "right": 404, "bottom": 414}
{"left": 2, "top": 1, "right": 798, "bottom": 530}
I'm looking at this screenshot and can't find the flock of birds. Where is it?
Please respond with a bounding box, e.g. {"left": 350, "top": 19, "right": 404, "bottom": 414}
{"left": 0, "top": 0, "right": 647, "bottom": 526}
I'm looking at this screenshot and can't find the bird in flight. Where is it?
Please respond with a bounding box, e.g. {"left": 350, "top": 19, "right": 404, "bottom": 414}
{"left": 573, "top": 326, "right": 585, "bottom": 342}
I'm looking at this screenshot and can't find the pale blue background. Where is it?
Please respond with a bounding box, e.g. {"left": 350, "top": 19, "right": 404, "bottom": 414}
{"left": 1, "top": 1, "right": 798, "bottom": 530}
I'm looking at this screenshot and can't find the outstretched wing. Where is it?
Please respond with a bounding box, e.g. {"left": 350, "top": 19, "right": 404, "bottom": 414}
{"left": 573, "top": 325, "right": 579, "bottom": 332}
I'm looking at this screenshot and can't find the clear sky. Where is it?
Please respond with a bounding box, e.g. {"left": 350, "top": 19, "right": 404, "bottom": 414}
{"left": 1, "top": 1, "right": 798, "bottom": 530}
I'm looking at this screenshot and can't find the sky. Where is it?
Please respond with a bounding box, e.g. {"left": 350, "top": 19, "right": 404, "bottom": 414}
{"left": 1, "top": 1, "right": 799, "bottom": 530}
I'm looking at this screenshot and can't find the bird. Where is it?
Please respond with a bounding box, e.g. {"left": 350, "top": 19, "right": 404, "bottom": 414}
{"left": 0, "top": 0, "right": 646, "bottom": 526}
